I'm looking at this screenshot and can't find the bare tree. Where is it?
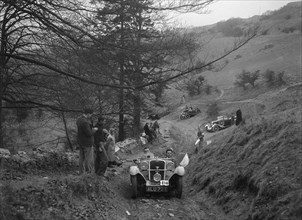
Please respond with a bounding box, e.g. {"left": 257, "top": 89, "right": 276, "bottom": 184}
{"left": 0, "top": 0, "right": 259, "bottom": 148}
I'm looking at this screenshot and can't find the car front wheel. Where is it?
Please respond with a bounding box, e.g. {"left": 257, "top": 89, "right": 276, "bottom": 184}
{"left": 213, "top": 125, "right": 219, "bottom": 132}
{"left": 175, "top": 176, "right": 183, "bottom": 198}
{"left": 131, "top": 175, "right": 138, "bottom": 199}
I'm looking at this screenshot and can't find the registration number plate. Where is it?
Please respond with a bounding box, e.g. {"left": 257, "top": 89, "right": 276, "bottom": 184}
{"left": 160, "top": 180, "right": 169, "bottom": 186}
{"left": 146, "top": 186, "right": 168, "bottom": 192}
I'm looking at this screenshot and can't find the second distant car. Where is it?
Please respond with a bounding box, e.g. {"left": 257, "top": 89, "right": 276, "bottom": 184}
{"left": 205, "top": 115, "right": 236, "bottom": 132}
{"left": 179, "top": 107, "right": 201, "bottom": 120}
{"left": 148, "top": 114, "right": 160, "bottom": 120}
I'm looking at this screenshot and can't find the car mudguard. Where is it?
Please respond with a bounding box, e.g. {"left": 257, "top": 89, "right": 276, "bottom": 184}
{"left": 129, "top": 165, "right": 140, "bottom": 176}
{"left": 174, "top": 166, "right": 185, "bottom": 176}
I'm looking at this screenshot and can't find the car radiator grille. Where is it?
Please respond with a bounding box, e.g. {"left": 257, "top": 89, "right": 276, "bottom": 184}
{"left": 149, "top": 160, "right": 165, "bottom": 181}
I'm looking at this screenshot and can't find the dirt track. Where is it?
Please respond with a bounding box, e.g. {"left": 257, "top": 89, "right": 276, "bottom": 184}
{"left": 104, "top": 118, "right": 231, "bottom": 220}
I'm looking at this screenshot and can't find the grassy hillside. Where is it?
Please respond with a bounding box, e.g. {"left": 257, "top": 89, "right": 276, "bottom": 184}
{"left": 202, "top": 32, "right": 301, "bottom": 89}
{"left": 166, "top": 3, "right": 302, "bottom": 219}
{"left": 186, "top": 84, "right": 302, "bottom": 220}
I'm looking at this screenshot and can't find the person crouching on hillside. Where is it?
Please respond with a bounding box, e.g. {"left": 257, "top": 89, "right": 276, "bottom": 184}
{"left": 106, "top": 128, "right": 122, "bottom": 168}
{"left": 195, "top": 125, "right": 204, "bottom": 153}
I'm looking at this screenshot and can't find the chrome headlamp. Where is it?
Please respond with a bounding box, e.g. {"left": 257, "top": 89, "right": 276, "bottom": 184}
{"left": 139, "top": 161, "right": 148, "bottom": 171}
{"left": 166, "top": 161, "right": 175, "bottom": 171}
{"left": 153, "top": 173, "right": 161, "bottom": 182}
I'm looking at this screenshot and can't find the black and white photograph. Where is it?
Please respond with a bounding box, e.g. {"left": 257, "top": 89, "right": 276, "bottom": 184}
{"left": 0, "top": 0, "right": 301, "bottom": 219}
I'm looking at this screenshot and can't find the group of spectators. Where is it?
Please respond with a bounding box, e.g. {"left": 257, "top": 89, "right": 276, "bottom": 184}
{"left": 142, "top": 121, "right": 160, "bottom": 144}
{"left": 76, "top": 108, "right": 121, "bottom": 176}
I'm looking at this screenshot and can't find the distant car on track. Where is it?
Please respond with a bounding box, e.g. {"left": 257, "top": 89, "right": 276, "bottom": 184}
{"left": 148, "top": 114, "right": 160, "bottom": 120}
{"left": 205, "top": 115, "right": 235, "bottom": 132}
{"left": 179, "top": 107, "right": 201, "bottom": 120}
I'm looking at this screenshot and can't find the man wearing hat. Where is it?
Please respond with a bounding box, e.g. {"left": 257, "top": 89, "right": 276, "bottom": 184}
{"left": 76, "top": 108, "right": 97, "bottom": 174}
{"left": 94, "top": 116, "right": 109, "bottom": 176}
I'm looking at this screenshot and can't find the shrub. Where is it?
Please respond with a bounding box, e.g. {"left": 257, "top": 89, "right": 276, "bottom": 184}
{"left": 186, "top": 76, "right": 205, "bottom": 97}
{"left": 263, "top": 69, "right": 275, "bottom": 87}
{"left": 261, "top": 29, "right": 269, "bottom": 35}
{"left": 14, "top": 108, "right": 30, "bottom": 123}
{"left": 234, "top": 55, "right": 242, "bottom": 60}
{"left": 282, "top": 27, "right": 296, "bottom": 33}
{"left": 204, "top": 84, "right": 212, "bottom": 95}
{"left": 149, "top": 82, "right": 168, "bottom": 102}
{"left": 285, "top": 15, "right": 291, "bottom": 20}
{"left": 216, "top": 18, "right": 244, "bottom": 37}
{"left": 35, "top": 108, "right": 43, "bottom": 119}
{"left": 234, "top": 70, "right": 260, "bottom": 90}
{"left": 276, "top": 71, "right": 286, "bottom": 86}
{"left": 262, "top": 44, "right": 274, "bottom": 51}
{"left": 263, "top": 69, "right": 286, "bottom": 87}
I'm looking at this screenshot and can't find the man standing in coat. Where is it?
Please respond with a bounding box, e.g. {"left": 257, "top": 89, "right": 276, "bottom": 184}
{"left": 143, "top": 122, "right": 152, "bottom": 143}
{"left": 94, "top": 116, "right": 109, "bottom": 176}
{"left": 76, "top": 108, "right": 97, "bottom": 174}
{"left": 236, "top": 108, "right": 242, "bottom": 126}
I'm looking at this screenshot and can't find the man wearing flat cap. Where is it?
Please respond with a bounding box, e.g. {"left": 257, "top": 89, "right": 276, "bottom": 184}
{"left": 94, "top": 116, "right": 109, "bottom": 176}
{"left": 76, "top": 108, "right": 97, "bottom": 174}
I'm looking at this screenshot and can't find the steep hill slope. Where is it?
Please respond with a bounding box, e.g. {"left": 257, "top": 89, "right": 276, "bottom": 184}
{"left": 184, "top": 84, "right": 302, "bottom": 220}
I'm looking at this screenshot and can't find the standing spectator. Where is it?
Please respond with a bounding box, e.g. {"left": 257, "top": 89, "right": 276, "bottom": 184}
{"left": 195, "top": 125, "right": 204, "bottom": 153}
{"left": 76, "top": 108, "right": 97, "bottom": 174}
{"left": 106, "top": 128, "right": 122, "bottom": 168}
{"left": 144, "top": 122, "right": 152, "bottom": 143}
{"left": 181, "top": 95, "right": 186, "bottom": 104}
{"left": 236, "top": 108, "right": 242, "bottom": 125}
{"left": 94, "top": 116, "right": 109, "bottom": 176}
{"left": 152, "top": 120, "right": 160, "bottom": 136}
{"left": 231, "top": 114, "right": 235, "bottom": 125}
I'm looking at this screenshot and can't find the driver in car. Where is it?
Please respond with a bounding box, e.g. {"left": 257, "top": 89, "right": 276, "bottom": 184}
{"left": 166, "top": 148, "right": 173, "bottom": 158}
{"left": 142, "top": 146, "right": 154, "bottom": 159}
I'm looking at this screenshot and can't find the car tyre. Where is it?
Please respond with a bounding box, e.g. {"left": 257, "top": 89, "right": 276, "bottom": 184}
{"left": 213, "top": 125, "right": 219, "bottom": 132}
{"left": 131, "top": 175, "right": 138, "bottom": 199}
{"left": 175, "top": 176, "right": 183, "bottom": 198}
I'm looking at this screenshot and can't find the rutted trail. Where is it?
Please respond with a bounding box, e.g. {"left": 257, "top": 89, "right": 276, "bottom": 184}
{"left": 107, "top": 117, "right": 232, "bottom": 220}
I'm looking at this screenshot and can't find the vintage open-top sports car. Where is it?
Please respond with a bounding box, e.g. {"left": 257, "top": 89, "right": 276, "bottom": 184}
{"left": 129, "top": 157, "right": 185, "bottom": 198}
{"left": 205, "top": 115, "right": 236, "bottom": 132}
{"left": 179, "top": 107, "right": 201, "bottom": 120}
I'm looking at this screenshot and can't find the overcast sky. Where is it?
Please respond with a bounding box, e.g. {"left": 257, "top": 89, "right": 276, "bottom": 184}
{"left": 174, "top": 0, "right": 300, "bottom": 27}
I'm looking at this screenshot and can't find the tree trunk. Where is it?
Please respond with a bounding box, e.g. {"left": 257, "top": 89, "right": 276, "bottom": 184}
{"left": 118, "top": 84, "right": 125, "bottom": 141}
{"left": 133, "top": 90, "right": 141, "bottom": 136}
{"left": 118, "top": 11, "right": 125, "bottom": 142}
{"left": 0, "top": 13, "right": 7, "bottom": 149}
{"left": 0, "top": 63, "right": 3, "bottom": 149}
{"left": 61, "top": 112, "right": 73, "bottom": 151}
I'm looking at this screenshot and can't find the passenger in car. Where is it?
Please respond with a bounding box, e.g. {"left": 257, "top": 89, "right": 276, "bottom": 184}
{"left": 165, "top": 148, "right": 179, "bottom": 166}
{"left": 166, "top": 148, "right": 174, "bottom": 158}
{"left": 142, "top": 146, "right": 154, "bottom": 159}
